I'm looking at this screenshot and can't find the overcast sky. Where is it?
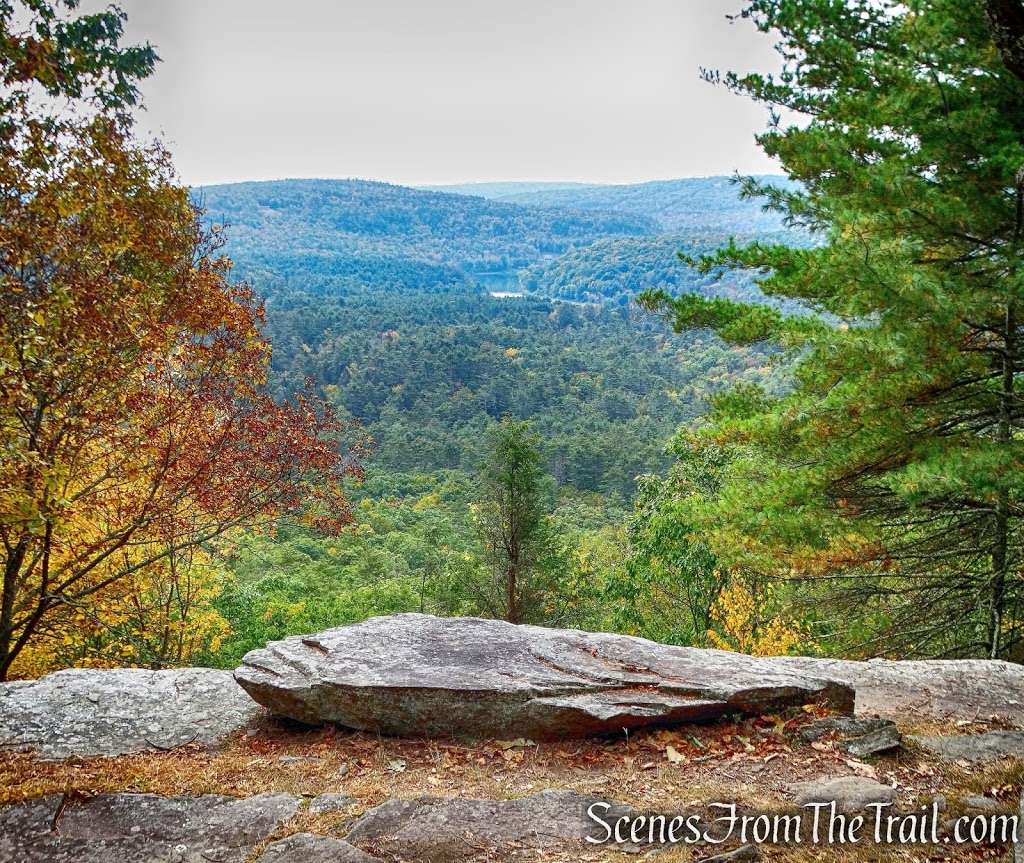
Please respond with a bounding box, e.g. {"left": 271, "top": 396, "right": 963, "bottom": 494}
{"left": 113, "top": 0, "right": 782, "bottom": 187}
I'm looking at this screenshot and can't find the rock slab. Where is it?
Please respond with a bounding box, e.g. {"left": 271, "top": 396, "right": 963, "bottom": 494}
{"left": 0, "top": 667, "right": 263, "bottom": 759}
{"left": 234, "top": 614, "right": 853, "bottom": 738}
{"left": 845, "top": 724, "right": 901, "bottom": 758}
{"left": 343, "top": 789, "right": 636, "bottom": 860}
{"left": 0, "top": 792, "right": 299, "bottom": 863}
{"left": 0, "top": 791, "right": 645, "bottom": 863}
{"left": 910, "top": 730, "right": 1024, "bottom": 764}
{"left": 789, "top": 776, "right": 897, "bottom": 814}
{"left": 255, "top": 833, "right": 377, "bottom": 863}
{"left": 773, "top": 656, "right": 1024, "bottom": 726}
{"left": 799, "top": 716, "right": 901, "bottom": 757}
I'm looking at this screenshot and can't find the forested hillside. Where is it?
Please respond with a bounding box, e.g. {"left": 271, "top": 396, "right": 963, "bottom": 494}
{"left": 204, "top": 275, "right": 776, "bottom": 663}
{"left": 180, "top": 174, "right": 793, "bottom": 666}
{"left": 522, "top": 235, "right": 782, "bottom": 304}
{"left": 189, "top": 173, "right": 794, "bottom": 491}
{"left": 193, "top": 173, "right": 791, "bottom": 498}
{"left": 197, "top": 179, "right": 655, "bottom": 290}
{"left": 432, "top": 176, "right": 795, "bottom": 233}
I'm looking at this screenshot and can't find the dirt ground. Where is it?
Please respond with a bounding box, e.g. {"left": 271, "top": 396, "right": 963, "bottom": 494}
{"left": 1, "top": 706, "right": 1018, "bottom": 862}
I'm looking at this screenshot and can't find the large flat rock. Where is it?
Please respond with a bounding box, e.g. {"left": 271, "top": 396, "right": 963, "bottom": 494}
{"left": 0, "top": 792, "right": 299, "bottom": 863}
{"left": 770, "top": 656, "right": 1024, "bottom": 726}
{"left": 234, "top": 614, "right": 853, "bottom": 738}
{"left": 910, "top": 730, "right": 1024, "bottom": 764}
{"left": 344, "top": 789, "right": 637, "bottom": 860}
{"left": 0, "top": 667, "right": 263, "bottom": 759}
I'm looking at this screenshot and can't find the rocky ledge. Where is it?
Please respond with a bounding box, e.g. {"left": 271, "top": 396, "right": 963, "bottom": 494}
{"left": 0, "top": 789, "right": 638, "bottom": 863}
{"left": 2, "top": 780, "right": 1014, "bottom": 862}
{"left": 0, "top": 667, "right": 264, "bottom": 759}
{"left": 4, "top": 615, "right": 1024, "bottom": 765}
{"left": 234, "top": 614, "right": 855, "bottom": 738}
{"left": 772, "top": 656, "right": 1024, "bottom": 725}
{"left": 0, "top": 791, "right": 300, "bottom": 863}
{"left": 4, "top": 615, "right": 1024, "bottom": 861}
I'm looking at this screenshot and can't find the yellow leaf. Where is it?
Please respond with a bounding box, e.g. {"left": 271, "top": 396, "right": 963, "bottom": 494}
{"left": 665, "top": 745, "right": 686, "bottom": 765}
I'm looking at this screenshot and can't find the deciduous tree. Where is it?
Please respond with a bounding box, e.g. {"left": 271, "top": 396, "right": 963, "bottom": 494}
{"left": 0, "top": 2, "right": 363, "bottom": 679}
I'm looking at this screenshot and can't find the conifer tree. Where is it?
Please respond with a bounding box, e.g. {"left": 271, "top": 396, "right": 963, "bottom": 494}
{"left": 473, "top": 418, "right": 559, "bottom": 624}
{"left": 641, "top": 0, "right": 1024, "bottom": 658}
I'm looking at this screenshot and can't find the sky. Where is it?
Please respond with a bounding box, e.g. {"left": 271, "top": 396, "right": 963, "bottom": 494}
{"left": 113, "top": 0, "right": 783, "bottom": 188}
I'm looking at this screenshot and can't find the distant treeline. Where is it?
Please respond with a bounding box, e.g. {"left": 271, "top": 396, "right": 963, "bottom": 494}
{"left": 197, "top": 176, "right": 799, "bottom": 303}
{"left": 197, "top": 178, "right": 656, "bottom": 289}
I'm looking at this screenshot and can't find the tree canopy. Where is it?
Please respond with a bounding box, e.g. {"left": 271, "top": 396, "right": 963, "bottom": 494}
{"left": 640, "top": 0, "right": 1024, "bottom": 659}
{"left": 0, "top": 1, "right": 363, "bottom": 679}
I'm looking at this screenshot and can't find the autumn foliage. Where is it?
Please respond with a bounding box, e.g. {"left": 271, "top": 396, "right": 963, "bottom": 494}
{"left": 0, "top": 62, "right": 363, "bottom": 677}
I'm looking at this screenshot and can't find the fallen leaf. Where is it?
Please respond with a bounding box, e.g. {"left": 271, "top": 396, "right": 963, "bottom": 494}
{"left": 386, "top": 758, "right": 407, "bottom": 773}
{"left": 845, "top": 759, "right": 877, "bottom": 779}
{"left": 665, "top": 745, "right": 686, "bottom": 765}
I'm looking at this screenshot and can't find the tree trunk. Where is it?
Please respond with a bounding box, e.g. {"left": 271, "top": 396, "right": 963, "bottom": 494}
{"left": 506, "top": 562, "right": 519, "bottom": 624}
{"left": 985, "top": 0, "right": 1024, "bottom": 81}
{"left": 990, "top": 497, "right": 1010, "bottom": 658}
{"left": 989, "top": 299, "right": 1017, "bottom": 658}
{"left": 0, "top": 538, "right": 29, "bottom": 681}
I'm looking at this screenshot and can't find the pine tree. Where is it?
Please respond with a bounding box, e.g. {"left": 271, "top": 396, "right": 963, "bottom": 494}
{"left": 473, "top": 418, "right": 559, "bottom": 624}
{"left": 641, "top": 0, "right": 1024, "bottom": 658}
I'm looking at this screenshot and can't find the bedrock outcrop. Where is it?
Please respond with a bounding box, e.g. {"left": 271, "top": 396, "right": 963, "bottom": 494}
{"left": 234, "top": 613, "right": 854, "bottom": 738}
{"left": 770, "top": 656, "right": 1024, "bottom": 725}
{"left": 0, "top": 791, "right": 647, "bottom": 863}
{"left": 0, "top": 667, "right": 264, "bottom": 759}
{"left": 0, "top": 792, "right": 299, "bottom": 863}
{"left": 343, "top": 789, "right": 640, "bottom": 860}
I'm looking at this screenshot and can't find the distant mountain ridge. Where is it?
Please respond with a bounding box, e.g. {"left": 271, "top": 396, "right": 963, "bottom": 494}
{"left": 195, "top": 178, "right": 654, "bottom": 293}
{"left": 418, "top": 181, "right": 593, "bottom": 198}
{"left": 429, "top": 176, "right": 794, "bottom": 233}
{"left": 195, "top": 175, "right": 794, "bottom": 300}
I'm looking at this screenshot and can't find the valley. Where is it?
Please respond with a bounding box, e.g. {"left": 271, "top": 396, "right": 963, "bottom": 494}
{"left": 5, "top": 4, "right": 1024, "bottom": 860}
{"left": 184, "top": 175, "right": 792, "bottom": 668}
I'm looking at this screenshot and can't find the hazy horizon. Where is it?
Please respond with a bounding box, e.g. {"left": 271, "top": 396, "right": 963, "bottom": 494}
{"left": 193, "top": 172, "right": 786, "bottom": 190}
{"left": 102, "top": 0, "right": 784, "bottom": 188}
